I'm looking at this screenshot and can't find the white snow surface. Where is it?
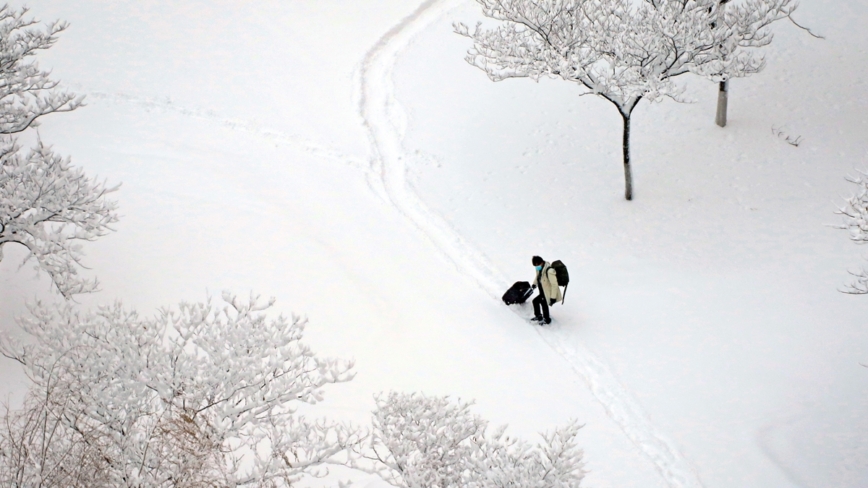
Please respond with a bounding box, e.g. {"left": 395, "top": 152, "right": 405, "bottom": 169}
{"left": 1, "top": 1, "right": 867, "bottom": 487}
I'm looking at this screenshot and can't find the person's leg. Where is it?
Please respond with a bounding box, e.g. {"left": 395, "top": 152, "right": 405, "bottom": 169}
{"left": 539, "top": 292, "right": 550, "bottom": 322}
{"left": 532, "top": 293, "right": 543, "bottom": 319}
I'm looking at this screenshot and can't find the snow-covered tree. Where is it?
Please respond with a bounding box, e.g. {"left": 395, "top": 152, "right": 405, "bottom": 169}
{"left": 835, "top": 171, "right": 868, "bottom": 294}
{"left": 352, "top": 392, "right": 585, "bottom": 488}
{"left": 0, "top": 293, "right": 360, "bottom": 487}
{"left": 0, "top": 6, "right": 82, "bottom": 135}
{"left": 0, "top": 140, "right": 118, "bottom": 298}
{"left": 0, "top": 6, "right": 112, "bottom": 298}
{"left": 456, "top": 0, "right": 797, "bottom": 200}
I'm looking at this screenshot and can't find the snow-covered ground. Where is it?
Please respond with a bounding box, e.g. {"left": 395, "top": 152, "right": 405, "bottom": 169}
{"left": 1, "top": 1, "right": 867, "bottom": 487}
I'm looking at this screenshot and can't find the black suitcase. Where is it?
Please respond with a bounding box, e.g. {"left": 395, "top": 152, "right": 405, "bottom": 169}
{"left": 502, "top": 281, "right": 533, "bottom": 305}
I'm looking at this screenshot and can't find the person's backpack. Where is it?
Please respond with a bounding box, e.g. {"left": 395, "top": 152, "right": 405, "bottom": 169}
{"left": 550, "top": 260, "right": 570, "bottom": 302}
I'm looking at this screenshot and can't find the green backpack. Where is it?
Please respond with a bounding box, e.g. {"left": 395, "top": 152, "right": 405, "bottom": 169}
{"left": 550, "top": 260, "right": 570, "bottom": 302}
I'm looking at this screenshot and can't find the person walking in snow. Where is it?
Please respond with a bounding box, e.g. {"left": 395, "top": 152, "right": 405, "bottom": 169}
{"left": 531, "top": 255, "right": 562, "bottom": 324}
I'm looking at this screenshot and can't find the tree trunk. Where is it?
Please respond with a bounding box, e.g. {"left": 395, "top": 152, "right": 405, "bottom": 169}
{"left": 621, "top": 113, "right": 633, "bottom": 201}
{"left": 715, "top": 80, "right": 728, "bottom": 127}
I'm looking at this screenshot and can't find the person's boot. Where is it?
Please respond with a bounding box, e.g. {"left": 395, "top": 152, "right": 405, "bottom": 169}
{"left": 531, "top": 315, "right": 543, "bottom": 322}
{"left": 542, "top": 317, "right": 552, "bottom": 325}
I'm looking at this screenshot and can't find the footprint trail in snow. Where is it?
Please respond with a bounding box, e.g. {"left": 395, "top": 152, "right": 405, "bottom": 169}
{"left": 84, "top": 90, "right": 368, "bottom": 171}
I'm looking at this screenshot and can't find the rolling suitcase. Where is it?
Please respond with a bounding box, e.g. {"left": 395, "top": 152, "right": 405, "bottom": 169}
{"left": 502, "top": 281, "right": 533, "bottom": 305}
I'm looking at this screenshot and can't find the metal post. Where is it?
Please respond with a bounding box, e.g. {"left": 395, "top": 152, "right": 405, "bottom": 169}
{"left": 715, "top": 80, "right": 728, "bottom": 127}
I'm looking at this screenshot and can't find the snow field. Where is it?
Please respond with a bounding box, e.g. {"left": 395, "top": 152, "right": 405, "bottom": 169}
{"left": 1, "top": 0, "right": 867, "bottom": 487}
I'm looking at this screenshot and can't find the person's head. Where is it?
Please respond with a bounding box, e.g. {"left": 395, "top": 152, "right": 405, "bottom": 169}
{"left": 532, "top": 256, "right": 544, "bottom": 267}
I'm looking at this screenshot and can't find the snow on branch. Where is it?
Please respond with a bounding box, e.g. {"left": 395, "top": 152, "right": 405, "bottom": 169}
{"left": 0, "top": 5, "right": 83, "bottom": 134}
{"left": 0, "top": 293, "right": 360, "bottom": 486}
{"left": 0, "top": 5, "right": 106, "bottom": 298}
{"left": 350, "top": 392, "right": 586, "bottom": 488}
{"left": 835, "top": 171, "right": 868, "bottom": 294}
{"left": 456, "top": 0, "right": 796, "bottom": 109}
{"left": 0, "top": 139, "right": 119, "bottom": 298}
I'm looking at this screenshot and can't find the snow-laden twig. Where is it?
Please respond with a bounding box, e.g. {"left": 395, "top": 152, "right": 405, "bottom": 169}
{"left": 0, "top": 139, "right": 119, "bottom": 298}
{"left": 0, "top": 6, "right": 83, "bottom": 135}
{"left": 834, "top": 170, "right": 868, "bottom": 294}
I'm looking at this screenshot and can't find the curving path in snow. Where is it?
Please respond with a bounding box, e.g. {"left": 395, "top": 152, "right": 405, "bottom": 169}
{"left": 356, "top": 1, "right": 705, "bottom": 487}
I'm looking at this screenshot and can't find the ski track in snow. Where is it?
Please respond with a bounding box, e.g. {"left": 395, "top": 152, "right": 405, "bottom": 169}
{"left": 357, "top": 1, "right": 705, "bottom": 487}
{"left": 83, "top": 90, "right": 369, "bottom": 171}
